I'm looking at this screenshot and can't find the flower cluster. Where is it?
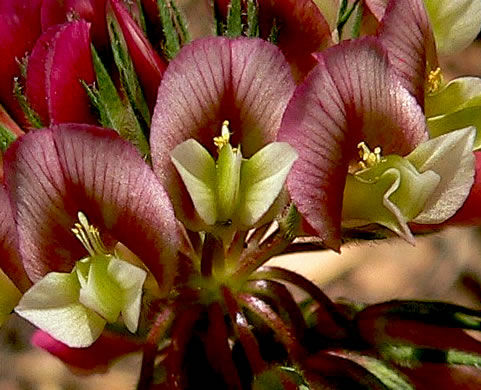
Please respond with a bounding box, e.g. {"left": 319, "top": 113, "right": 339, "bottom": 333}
{"left": 1, "top": 0, "right": 481, "bottom": 388}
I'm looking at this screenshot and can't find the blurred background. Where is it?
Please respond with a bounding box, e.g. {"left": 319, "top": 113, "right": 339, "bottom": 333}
{"left": 2, "top": 1, "right": 481, "bottom": 388}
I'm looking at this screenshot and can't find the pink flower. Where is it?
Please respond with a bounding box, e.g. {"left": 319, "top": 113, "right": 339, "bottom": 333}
{"left": 26, "top": 20, "right": 97, "bottom": 126}
{"left": 151, "top": 36, "right": 297, "bottom": 230}
{"left": 278, "top": 37, "right": 428, "bottom": 248}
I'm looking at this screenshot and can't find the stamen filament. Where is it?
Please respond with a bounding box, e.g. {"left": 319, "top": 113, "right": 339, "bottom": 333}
{"left": 357, "top": 141, "right": 382, "bottom": 170}
{"left": 72, "top": 212, "right": 109, "bottom": 257}
{"left": 427, "top": 67, "right": 443, "bottom": 94}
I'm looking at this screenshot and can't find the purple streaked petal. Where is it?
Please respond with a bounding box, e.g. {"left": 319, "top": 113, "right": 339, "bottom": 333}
{"left": 26, "top": 21, "right": 97, "bottom": 126}
{"left": 278, "top": 37, "right": 427, "bottom": 249}
{"left": 4, "top": 124, "right": 180, "bottom": 295}
{"left": 377, "top": 0, "right": 438, "bottom": 107}
{"left": 258, "top": 0, "right": 332, "bottom": 81}
{"left": 151, "top": 37, "right": 295, "bottom": 228}
{"left": 0, "top": 185, "right": 30, "bottom": 291}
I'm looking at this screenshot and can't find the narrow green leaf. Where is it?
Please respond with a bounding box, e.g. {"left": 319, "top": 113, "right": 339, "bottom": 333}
{"left": 268, "top": 19, "right": 280, "bottom": 45}
{"left": 337, "top": 0, "right": 360, "bottom": 40}
{"left": 170, "top": 0, "right": 191, "bottom": 45}
{"left": 227, "top": 0, "right": 242, "bottom": 37}
{"left": 85, "top": 46, "right": 150, "bottom": 159}
{"left": 136, "top": 0, "right": 148, "bottom": 34}
{"left": 447, "top": 349, "right": 481, "bottom": 367}
{"left": 107, "top": 12, "right": 151, "bottom": 127}
{"left": 13, "top": 78, "right": 43, "bottom": 129}
{"left": 157, "top": 0, "right": 181, "bottom": 58}
{"left": 383, "top": 344, "right": 481, "bottom": 369}
{"left": 384, "top": 301, "right": 481, "bottom": 331}
{"left": 338, "top": 0, "right": 348, "bottom": 20}
{"left": 0, "top": 124, "right": 17, "bottom": 153}
{"left": 247, "top": 0, "right": 259, "bottom": 37}
{"left": 351, "top": 0, "right": 364, "bottom": 39}
{"left": 351, "top": 354, "right": 415, "bottom": 390}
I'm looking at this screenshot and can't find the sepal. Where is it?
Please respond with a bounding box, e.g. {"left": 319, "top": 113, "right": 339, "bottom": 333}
{"left": 15, "top": 272, "right": 106, "bottom": 348}
{"left": 172, "top": 140, "right": 296, "bottom": 229}
{"left": 171, "top": 139, "right": 217, "bottom": 225}
{"left": 106, "top": 257, "right": 147, "bottom": 332}
{"left": 16, "top": 254, "right": 147, "bottom": 347}
{"left": 406, "top": 127, "right": 476, "bottom": 223}
{"left": 238, "top": 142, "right": 297, "bottom": 227}
{"left": 424, "top": 0, "right": 481, "bottom": 55}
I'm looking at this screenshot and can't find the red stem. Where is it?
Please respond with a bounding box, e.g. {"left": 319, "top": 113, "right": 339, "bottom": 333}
{"left": 137, "top": 306, "right": 175, "bottom": 390}
{"left": 221, "top": 285, "right": 267, "bottom": 375}
{"left": 151, "top": 306, "right": 203, "bottom": 390}
{"left": 238, "top": 292, "right": 305, "bottom": 363}
{"left": 253, "top": 266, "right": 353, "bottom": 334}
{"left": 246, "top": 279, "right": 307, "bottom": 340}
{"left": 206, "top": 302, "right": 243, "bottom": 389}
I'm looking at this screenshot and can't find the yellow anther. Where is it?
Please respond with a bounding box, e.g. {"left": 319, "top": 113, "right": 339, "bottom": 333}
{"left": 213, "top": 120, "right": 232, "bottom": 151}
{"left": 72, "top": 212, "right": 109, "bottom": 257}
{"left": 427, "top": 67, "right": 443, "bottom": 94}
{"left": 357, "top": 142, "right": 382, "bottom": 170}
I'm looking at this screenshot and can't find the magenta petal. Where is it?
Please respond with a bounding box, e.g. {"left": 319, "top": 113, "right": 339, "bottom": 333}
{"left": 4, "top": 124, "right": 180, "bottom": 294}
{"left": 278, "top": 37, "right": 427, "bottom": 248}
{"left": 32, "top": 330, "right": 142, "bottom": 372}
{"left": 258, "top": 0, "right": 332, "bottom": 81}
{"left": 0, "top": 186, "right": 30, "bottom": 291}
{"left": 26, "top": 21, "right": 97, "bottom": 126}
{"left": 151, "top": 37, "right": 295, "bottom": 228}
{"left": 0, "top": 0, "right": 42, "bottom": 126}
{"left": 377, "top": 0, "right": 438, "bottom": 106}
{"left": 41, "top": 0, "right": 109, "bottom": 49}
{"left": 109, "top": 0, "right": 167, "bottom": 112}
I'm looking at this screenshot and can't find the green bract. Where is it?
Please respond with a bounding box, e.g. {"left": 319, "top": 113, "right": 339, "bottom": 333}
{"left": 0, "top": 269, "right": 21, "bottom": 327}
{"left": 15, "top": 254, "right": 146, "bottom": 348}
{"left": 426, "top": 77, "right": 481, "bottom": 150}
{"left": 171, "top": 140, "right": 297, "bottom": 230}
{"left": 342, "top": 127, "right": 476, "bottom": 242}
{"left": 424, "top": 0, "right": 481, "bottom": 55}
